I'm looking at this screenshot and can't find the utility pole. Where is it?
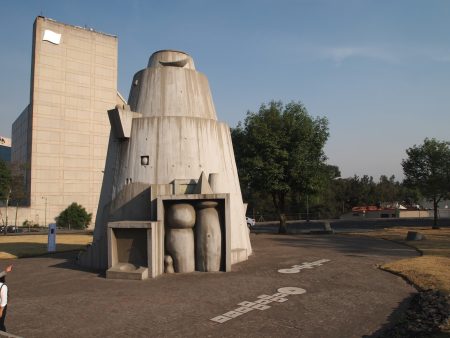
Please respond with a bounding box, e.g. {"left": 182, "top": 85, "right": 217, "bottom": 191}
{"left": 5, "top": 188, "right": 11, "bottom": 235}
{"left": 306, "top": 194, "right": 309, "bottom": 222}
{"left": 42, "top": 196, "right": 47, "bottom": 228}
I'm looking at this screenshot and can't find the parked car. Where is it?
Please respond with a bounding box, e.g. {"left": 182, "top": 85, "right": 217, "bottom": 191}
{"left": 8, "top": 226, "right": 22, "bottom": 233}
{"left": 0, "top": 226, "right": 21, "bottom": 233}
{"left": 246, "top": 217, "right": 256, "bottom": 229}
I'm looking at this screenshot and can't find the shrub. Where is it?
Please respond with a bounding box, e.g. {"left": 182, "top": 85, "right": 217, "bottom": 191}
{"left": 55, "top": 203, "right": 92, "bottom": 230}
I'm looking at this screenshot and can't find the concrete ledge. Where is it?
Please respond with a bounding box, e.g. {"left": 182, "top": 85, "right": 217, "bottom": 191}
{"left": 107, "top": 221, "right": 164, "bottom": 279}
{"left": 106, "top": 264, "right": 149, "bottom": 280}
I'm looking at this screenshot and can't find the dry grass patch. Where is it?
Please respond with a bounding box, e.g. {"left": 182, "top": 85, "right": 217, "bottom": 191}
{"left": 383, "top": 256, "right": 450, "bottom": 294}
{"left": 350, "top": 227, "right": 450, "bottom": 294}
{"left": 0, "top": 234, "right": 93, "bottom": 259}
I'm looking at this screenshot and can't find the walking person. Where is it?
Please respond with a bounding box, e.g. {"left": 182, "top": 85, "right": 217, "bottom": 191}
{"left": 0, "top": 265, "right": 12, "bottom": 332}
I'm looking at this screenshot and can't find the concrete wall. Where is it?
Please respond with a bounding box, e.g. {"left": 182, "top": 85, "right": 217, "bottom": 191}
{"left": 81, "top": 50, "right": 251, "bottom": 269}
{"left": 10, "top": 17, "right": 119, "bottom": 227}
{"left": 342, "top": 209, "right": 433, "bottom": 220}
{"left": 11, "top": 106, "right": 30, "bottom": 167}
{"left": 119, "top": 51, "right": 250, "bottom": 261}
{"left": 398, "top": 210, "right": 432, "bottom": 218}
{"left": 111, "top": 117, "right": 251, "bottom": 254}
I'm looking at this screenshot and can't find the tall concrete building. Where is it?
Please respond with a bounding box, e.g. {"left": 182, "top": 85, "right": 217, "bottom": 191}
{"left": 9, "top": 17, "right": 123, "bottom": 227}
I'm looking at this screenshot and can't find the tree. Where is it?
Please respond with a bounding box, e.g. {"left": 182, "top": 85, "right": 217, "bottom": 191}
{"left": 0, "top": 160, "right": 12, "bottom": 230}
{"left": 0, "top": 160, "right": 11, "bottom": 198}
{"left": 55, "top": 203, "right": 92, "bottom": 230}
{"left": 232, "top": 101, "right": 329, "bottom": 233}
{"left": 0, "top": 160, "right": 28, "bottom": 231}
{"left": 402, "top": 138, "right": 450, "bottom": 228}
{"left": 375, "top": 175, "right": 399, "bottom": 204}
{"left": 302, "top": 164, "right": 341, "bottom": 219}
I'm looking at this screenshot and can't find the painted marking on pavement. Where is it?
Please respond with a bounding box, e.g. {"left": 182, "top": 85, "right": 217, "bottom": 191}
{"left": 278, "top": 259, "right": 330, "bottom": 274}
{"left": 210, "top": 287, "right": 306, "bottom": 324}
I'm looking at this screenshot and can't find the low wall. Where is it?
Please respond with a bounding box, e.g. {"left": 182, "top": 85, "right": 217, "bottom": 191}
{"left": 257, "top": 217, "right": 450, "bottom": 229}
{"left": 399, "top": 210, "right": 431, "bottom": 218}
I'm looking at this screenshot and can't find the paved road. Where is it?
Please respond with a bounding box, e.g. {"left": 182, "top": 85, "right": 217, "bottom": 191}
{"left": 4, "top": 233, "right": 418, "bottom": 337}
{"left": 252, "top": 217, "right": 450, "bottom": 234}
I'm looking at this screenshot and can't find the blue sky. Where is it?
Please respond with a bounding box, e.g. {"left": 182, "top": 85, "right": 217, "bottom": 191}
{"left": 1, "top": 0, "right": 449, "bottom": 180}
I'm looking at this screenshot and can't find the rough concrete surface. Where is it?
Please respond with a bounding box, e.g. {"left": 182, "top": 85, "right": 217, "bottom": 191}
{"left": 4, "top": 233, "right": 417, "bottom": 337}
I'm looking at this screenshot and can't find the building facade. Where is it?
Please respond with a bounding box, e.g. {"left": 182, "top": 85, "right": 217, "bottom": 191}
{"left": 8, "top": 17, "right": 123, "bottom": 227}
{"left": 0, "top": 136, "right": 11, "bottom": 162}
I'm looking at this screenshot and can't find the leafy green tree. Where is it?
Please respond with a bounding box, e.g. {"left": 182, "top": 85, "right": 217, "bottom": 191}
{"left": 322, "top": 174, "right": 419, "bottom": 217}
{"left": 55, "top": 202, "right": 92, "bottom": 230}
{"left": 337, "top": 175, "right": 376, "bottom": 209}
{"left": 232, "top": 100, "right": 329, "bottom": 233}
{"left": 375, "top": 175, "right": 399, "bottom": 204}
{"left": 0, "top": 160, "right": 12, "bottom": 202}
{"left": 312, "top": 165, "right": 342, "bottom": 218}
{"left": 0, "top": 160, "right": 28, "bottom": 230}
{"left": 0, "top": 160, "right": 12, "bottom": 229}
{"left": 402, "top": 138, "right": 450, "bottom": 228}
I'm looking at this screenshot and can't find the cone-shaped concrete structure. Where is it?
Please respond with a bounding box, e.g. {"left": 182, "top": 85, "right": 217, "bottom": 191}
{"left": 79, "top": 50, "right": 252, "bottom": 272}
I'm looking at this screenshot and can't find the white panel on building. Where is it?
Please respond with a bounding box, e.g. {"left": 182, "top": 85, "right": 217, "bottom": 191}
{"left": 43, "top": 29, "right": 61, "bottom": 44}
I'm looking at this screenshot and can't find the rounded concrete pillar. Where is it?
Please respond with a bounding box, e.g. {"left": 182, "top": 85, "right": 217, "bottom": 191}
{"left": 165, "top": 203, "right": 195, "bottom": 273}
{"left": 195, "top": 201, "right": 222, "bottom": 272}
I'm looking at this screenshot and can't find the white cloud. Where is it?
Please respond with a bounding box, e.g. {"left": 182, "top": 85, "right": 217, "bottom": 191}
{"left": 320, "top": 46, "right": 398, "bottom": 63}
{"left": 314, "top": 44, "right": 450, "bottom": 65}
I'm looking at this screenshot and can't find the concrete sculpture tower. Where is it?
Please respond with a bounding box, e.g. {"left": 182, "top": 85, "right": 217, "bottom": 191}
{"left": 78, "top": 50, "right": 252, "bottom": 278}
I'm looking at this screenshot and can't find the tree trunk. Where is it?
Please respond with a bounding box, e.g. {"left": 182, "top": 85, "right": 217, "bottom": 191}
{"left": 4, "top": 190, "right": 10, "bottom": 235}
{"left": 15, "top": 202, "right": 18, "bottom": 232}
{"left": 272, "top": 192, "right": 287, "bottom": 234}
{"left": 4, "top": 207, "right": 7, "bottom": 234}
{"left": 432, "top": 197, "right": 440, "bottom": 229}
{"left": 278, "top": 213, "right": 287, "bottom": 234}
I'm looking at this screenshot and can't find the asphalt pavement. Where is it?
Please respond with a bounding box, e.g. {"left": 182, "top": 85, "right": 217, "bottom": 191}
{"left": 3, "top": 232, "right": 418, "bottom": 337}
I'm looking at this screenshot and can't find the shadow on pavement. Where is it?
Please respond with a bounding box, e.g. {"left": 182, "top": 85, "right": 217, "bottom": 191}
{"left": 0, "top": 243, "right": 87, "bottom": 259}
{"left": 265, "top": 234, "right": 419, "bottom": 259}
{"left": 47, "top": 251, "right": 104, "bottom": 275}
{"left": 363, "top": 293, "right": 414, "bottom": 338}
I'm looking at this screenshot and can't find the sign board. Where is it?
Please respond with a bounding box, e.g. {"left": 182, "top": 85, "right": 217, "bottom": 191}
{"left": 48, "top": 223, "right": 56, "bottom": 252}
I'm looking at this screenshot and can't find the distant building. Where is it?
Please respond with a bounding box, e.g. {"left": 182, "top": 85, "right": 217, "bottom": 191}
{"left": 0, "top": 136, "right": 11, "bottom": 162}
{"left": 7, "top": 16, "right": 124, "bottom": 227}
{"left": 421, "top": 199, "right": 450, "bottom": 219}
{"left": 341, "top": 205, "right": 431, "bottom": 219}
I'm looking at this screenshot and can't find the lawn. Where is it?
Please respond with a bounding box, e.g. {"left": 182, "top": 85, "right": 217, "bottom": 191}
{"left": 0, "top": 233, "right": 93, "bottom": 259}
